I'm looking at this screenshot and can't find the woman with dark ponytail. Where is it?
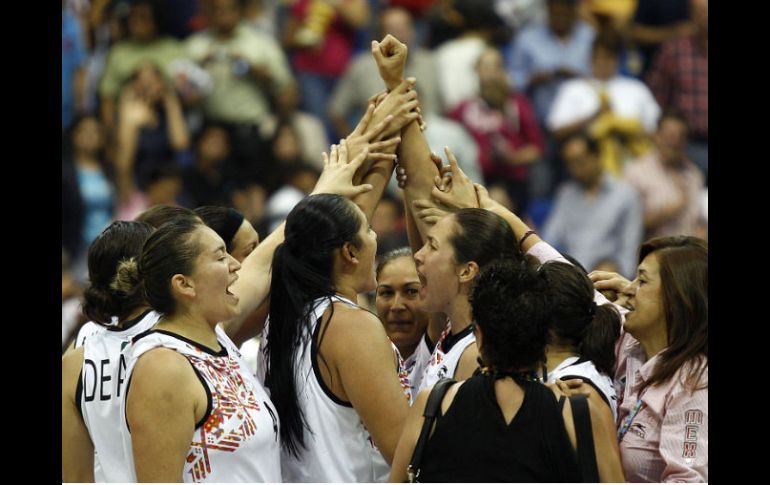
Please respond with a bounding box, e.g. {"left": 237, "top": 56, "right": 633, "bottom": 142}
{"left": 389, "top": 258, "right": 625, "bottom": 482}
{"left": 263, "top": 191, "right": 410, "bottom": 482}
{"left": 62, "top": 220, "right": 162, "bottom": 482}
{"left": 538, "top": 261, "right": 621, "bottom": 420}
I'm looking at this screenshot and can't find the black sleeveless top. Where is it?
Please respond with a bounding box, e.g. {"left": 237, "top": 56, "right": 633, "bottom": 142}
{"left": 418, "top": 374, "right": 582, "bottom": 482}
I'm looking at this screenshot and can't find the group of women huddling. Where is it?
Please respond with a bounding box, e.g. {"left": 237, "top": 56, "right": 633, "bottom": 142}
{"left": 63, "top": 35, "right": 707, "bottom": 483}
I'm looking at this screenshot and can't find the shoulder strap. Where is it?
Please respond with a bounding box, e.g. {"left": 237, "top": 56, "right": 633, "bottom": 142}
{"left": 407, "top": 378, "right": 456, "bottom": 483}
{"left": 569, "top": 394, "right": 600, "bottom": 483}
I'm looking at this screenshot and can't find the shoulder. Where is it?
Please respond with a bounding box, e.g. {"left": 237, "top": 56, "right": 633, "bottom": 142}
{"left": 131, "top": 347, "right": 196, "bottom": 386}
{"left": 62, "top": 346, "right": 86, "bottom": 384}
{"left": 321, "top": 303, "right": 388, "bottom": 350}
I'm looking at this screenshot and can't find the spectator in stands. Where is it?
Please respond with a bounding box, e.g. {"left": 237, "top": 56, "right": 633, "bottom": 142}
{"left": 283, "top": 0, "right": 371, "bottom": 136}
{"left": 117, "top": 165, "right": 184, "bottom": 221}
{"left": 547, "top": 32, "right": 660, "bottom": 175}
{"left": 66, "top": 115, "right": 116, "bottom": 265}
{"left": 507, "top": 0, "right": 595, "bottom": 124}
{"left": 493, "top": 0, "right": 547, "bottom": 37}
{"left": 186, "top": 0, "right": 294, "bottom": 180}
{"left": 371, "top": 194, "right": 409, "bottom": 256}
{"left": 260, "top": 82, "right": 329, "bottom": 172}
{"left": 112, "top": 63, "right": 189, "bottom": 208}
{"left": 433, "top": 0, "right": 502, "bottom": 112}
{"left": 450, "top": 46, "right": 544, "bottom": 216}
{"left": 182, "top": 123, "right": 234, "bottom": 208}
{"left": 99, "top": 0, "right": 185, "bottom": 133}
{"left": 628, "top": 0, "right": 693, "bottom": 77}
{"left": 329, "top": 6, "right": 441, "bottom": 138}
{"left": 542, "top": 132, "right": 642, "bottom": 278}
{"left": 624, "top": 111, "right": 706, "bottom": 240}
{"left": 264, "top": 163, "right": 320, "bottom": 231}
{"left": 62, "top": 0, "right": 88, "bottom": 130}
{"left": 646, "top": 0, "right": 707, "bottom": 179}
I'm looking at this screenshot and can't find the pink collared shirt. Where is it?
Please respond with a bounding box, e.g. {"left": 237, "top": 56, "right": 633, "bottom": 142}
{"left": 527, "top": 241, "right": 708, "bottom": 482}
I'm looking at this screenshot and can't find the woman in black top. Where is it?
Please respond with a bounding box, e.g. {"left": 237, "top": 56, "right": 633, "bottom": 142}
{"left": 389, "top": 258, "right": 625, "bottom": 482}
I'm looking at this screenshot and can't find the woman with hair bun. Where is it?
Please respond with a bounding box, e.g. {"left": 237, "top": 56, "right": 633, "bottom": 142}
{"left": 62, "top": 220, "right": 163, "bottom": 482}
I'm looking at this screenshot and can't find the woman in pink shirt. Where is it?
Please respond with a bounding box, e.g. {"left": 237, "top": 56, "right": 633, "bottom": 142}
{"left": 594, "top": 236, "right": 708, "bottom": 482}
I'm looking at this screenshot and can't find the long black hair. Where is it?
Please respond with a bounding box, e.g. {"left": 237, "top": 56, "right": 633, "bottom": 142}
{"left": 265, "top": 194, "right": 364, "bottom": 457}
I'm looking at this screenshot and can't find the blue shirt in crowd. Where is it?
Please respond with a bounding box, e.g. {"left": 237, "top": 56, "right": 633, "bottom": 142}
{"left": 62, "top": 8, "right": 87, "bottom": 130}
{"left": 542, "top": 173, "right": 643, "bottom": 278}
{"left": 508, "top": 21, "right": 595, "bottom": 123}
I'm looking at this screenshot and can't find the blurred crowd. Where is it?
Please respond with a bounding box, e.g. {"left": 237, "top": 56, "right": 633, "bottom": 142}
{"left": 62, "top": 0, "right": 708, "bottom": 348}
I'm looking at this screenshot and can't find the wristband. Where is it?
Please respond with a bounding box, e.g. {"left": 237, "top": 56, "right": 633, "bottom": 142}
{"left": 519, "top": 230, "right": 537, "bottom": 247}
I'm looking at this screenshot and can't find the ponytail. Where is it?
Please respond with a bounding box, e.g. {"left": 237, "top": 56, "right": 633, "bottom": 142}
{"left": 579, "top": 304, "right": 621, "bottom": 376}
{"left": 264, "top": 194, "right": 362, "bottom": 457}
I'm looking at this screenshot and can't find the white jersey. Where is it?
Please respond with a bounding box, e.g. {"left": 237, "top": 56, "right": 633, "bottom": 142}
{"left": 120, "top": 326, "right": 281, "bottom": 483}
{"left": 400, "top": 334, "right": 433, "bottom": 401}
{"left": 275, "top": 295, "right": 391, "bottom": 482}
{"left": 73, "top": 317, "right": 118, "bottom": 348}
{"left": 77, "top": 309, "right": 160, "bottom": 482}
{"left": 547, "top": 356, "right": 618, "bottom": 421}
{"left": 416, "top": 322, "right": 477, "bottom": 393}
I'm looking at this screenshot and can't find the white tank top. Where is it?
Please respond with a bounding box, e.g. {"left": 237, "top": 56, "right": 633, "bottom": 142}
{"left": 77, "top": 309, "right": 160, "bottom": 482}
{"left": 120, "top": 326, "right": 281, "bottom": 483}
{"left": 276, "top": 295, "right": 392, "bottom": 482}
{"left": 397, "top": 334, "right": 433, "bottom": 402}
{"left": 416, "top": 321, "right": 476, "bottom": 393}
{"left": 73, "top": 317, "right": 118, "bottom": 348}
{"left": 547, "top": 356, "right": 619, "bottom": 421}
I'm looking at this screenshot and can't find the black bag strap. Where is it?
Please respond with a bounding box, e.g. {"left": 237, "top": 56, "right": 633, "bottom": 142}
{"left": 569, "top": 394, "right": 600, "bottom": 483}
{"left": 407, "top": 378, "right": 455, "bottom": 483}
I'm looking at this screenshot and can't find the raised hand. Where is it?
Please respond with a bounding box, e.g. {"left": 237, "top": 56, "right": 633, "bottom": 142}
{"left": 372, "top": 78, "right": 420, "bottom": 139}
{"left": 429, "top": 147, "right": 479, "bottom": 210}
{"left": 311, "top": 140, "right": 374, "bottom": 198}
{"left": 588, "top": 270, "right": 632, "bottom": 295}
{"left": 371, "top": 34, "right": 408, "bottom": 90}
{"left": 346, "top": 102, "right": 400, "bottom": 166}
{"left": 474, "top": 183, "right": 504, "bottom": 212}
{"left": 119, "top": 88, "right": 154, "bottom": 128}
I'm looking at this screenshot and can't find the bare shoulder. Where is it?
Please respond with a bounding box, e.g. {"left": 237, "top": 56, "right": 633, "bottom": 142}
{"left": 62, "top": 346, "right": 86, "bottom": 394}
{"left": 324, "top": 301, "right": 386, "bottom": 337}
{"left": 454, "top": 341, "right": 480, "bottom": 381}
{"left": 131, "top": 347, "right": 197, "bottom": 387}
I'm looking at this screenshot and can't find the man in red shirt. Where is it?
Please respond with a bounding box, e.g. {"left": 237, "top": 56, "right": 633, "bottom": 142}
{"left": 449, "top": 46, "right": 545, "bottom": 216}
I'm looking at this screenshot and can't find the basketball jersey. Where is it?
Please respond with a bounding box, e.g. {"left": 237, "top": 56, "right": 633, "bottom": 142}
{"left": 547, "top": 356, "right": 619, "bottom": 421}
{"left": 397, "top": 334, "right": 433, "bottom": 402}
{"left": 277, "top": 295, "right": 392, "bottom": 482}
{"left": 417, "top": 322, "right": 476, "bottom": 393}
{"left": 120, "top": 326, "right": 281, "bottom": 483}
{"left": 73, "top": 317, "right": 118, "bottom": 348}
{"left": 76, "top": 309, "right": 160, "bottom": 482}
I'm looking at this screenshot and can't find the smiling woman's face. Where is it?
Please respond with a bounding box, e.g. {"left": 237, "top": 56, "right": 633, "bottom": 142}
{"left": 376, "top": 256, "right": 428, "bottom": 356}
{"left": 623, "top": 253, "right": 666, "bottom": 343}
